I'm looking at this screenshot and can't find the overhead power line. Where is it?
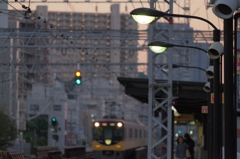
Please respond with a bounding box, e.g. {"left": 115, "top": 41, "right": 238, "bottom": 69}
{"left": 7, "top": 0, "right": 159, "bottom": 3}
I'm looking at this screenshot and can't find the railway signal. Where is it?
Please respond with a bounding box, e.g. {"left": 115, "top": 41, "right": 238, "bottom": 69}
{"left": 51, "top": 117, "right": 57, "bottom": 126}
{"left": 75, "top": 71, "right": 82, "bottom": 85}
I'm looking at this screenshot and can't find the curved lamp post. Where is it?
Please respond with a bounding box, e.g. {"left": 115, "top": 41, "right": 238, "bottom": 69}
{"left": 162, "top": 64, "right": 210, "bottom": 93}
{"left": 149, "top": 41, "right": 210, "bottom": 91}
{"left": 148, "top": 41, "right": 208, "bottom": 54}
{"left": 130, "top": 8, "right": 223, "bottom": 159}
{"left": 163, "top": 64, "right": 207, "bottom": 72}
{"left": 130, "top": 8, "right": 218, "bottom": 30}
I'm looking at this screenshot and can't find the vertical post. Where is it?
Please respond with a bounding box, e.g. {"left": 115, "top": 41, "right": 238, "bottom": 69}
{"left": 147, "top": 16, "right": 154, "bottom": 159}
{"left": 208, "top": 60, "right": 214, "bottom": 159}
{"left": 213, "top": 29, "right": 222, "bottom": 159}
{"left": 213, "top": 58, "right": 221, "bottom": 159}
{"left": 234, "top": 13, "right": 240, "bottom": 158}
{"left": 224, "top": 16, "right": 236, "bottom": 159}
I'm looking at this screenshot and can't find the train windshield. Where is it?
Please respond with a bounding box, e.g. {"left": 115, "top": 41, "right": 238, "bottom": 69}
{"left": 104, "top": 127, "right": 113, "bottom": 139}
{"left": 93, "top": 122, "right": 124, "bottom": 145}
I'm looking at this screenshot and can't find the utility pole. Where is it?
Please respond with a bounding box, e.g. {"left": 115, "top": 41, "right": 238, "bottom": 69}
{"left": 147, "top": 0, "right": 174, "bottom": 158}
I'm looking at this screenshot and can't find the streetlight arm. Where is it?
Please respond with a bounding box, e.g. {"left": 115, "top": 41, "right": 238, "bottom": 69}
{"left": 172, "top": 64, "right": 206, "bottom": 72}
{"left": 173, "top": 44, "right": 207, "bottom": 54}
{"left": 148, "top": 40, "right": 207, "bottom": 54}
{"left": 130, "top": 7, "right": 219, "bottom": 31}
{"left": 166, "top": 13, "right": 219, "bottom": 30}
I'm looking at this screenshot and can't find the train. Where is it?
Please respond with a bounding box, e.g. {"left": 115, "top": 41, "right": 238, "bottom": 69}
{"left": 92, "top": 118, "right": 147, "bottom": 159}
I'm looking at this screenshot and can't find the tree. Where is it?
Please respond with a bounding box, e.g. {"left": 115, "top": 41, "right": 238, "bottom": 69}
{"left": 0, "top": 109, "right": 17, "bottom": 150}
{"left": 24, "top": 116, "right": 48, "bottom": 151}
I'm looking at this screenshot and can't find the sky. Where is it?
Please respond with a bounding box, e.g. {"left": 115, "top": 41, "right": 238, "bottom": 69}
{"left": 7, "top": 0, "right": 223, "bottom": 31}
{"left": 5, "top": 0, "right": 224, "bottom": 64}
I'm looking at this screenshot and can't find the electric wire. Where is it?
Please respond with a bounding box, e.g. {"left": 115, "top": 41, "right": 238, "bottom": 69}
{"left": 139, "top": 0, "right": 144, "bottom": 7}
{"left": 1, "top": 2, "right": 128, "bottom": 83}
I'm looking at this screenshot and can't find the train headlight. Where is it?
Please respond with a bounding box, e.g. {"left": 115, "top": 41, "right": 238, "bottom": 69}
{"left": 105, "top": 139, "right": 112, "bottom": 145}
{"left": 94, "top": 122, "right": 100, "bottom": 127}
{"left": 117, "top": 122, "right": 123, "bottom": 127}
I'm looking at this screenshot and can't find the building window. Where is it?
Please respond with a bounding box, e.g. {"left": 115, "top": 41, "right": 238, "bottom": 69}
{"left": 30, "top": 104, "right": 39, "bottom": 111}
{"left": 53, "top": 105, "right": 61, "bottom": 111}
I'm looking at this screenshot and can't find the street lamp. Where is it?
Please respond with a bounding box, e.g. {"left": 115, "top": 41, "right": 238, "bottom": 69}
{"left": 149, "top": 41, "right": 211, "bottom": 92}
{"left": 148, "top": 41, "right": 208, "bottom": 54}
{"left": 162, "top": 64, "right": 211, "bottom": 93}
{"left": 162, "top": 64, "right": 207, "bottom": 73}
{"left": 131, "top": 7, "right": 223, "bottom": 159}
{"left": 148, "top": 41, "right": 216, "bottom": 79}
{"left": 206, "top": 66, "right": 214, "bottom": 79}
{"left": 130, "top": 8, "right": 218, "bottom": 30}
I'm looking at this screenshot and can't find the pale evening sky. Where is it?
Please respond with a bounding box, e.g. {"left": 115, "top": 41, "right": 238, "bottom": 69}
{"left": 7, "top": 0, "right": 224, "bottom": 64}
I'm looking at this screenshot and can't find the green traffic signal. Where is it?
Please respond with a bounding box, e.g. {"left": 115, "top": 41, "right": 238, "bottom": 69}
{"left": 75, "top": 71, "right": 82, "bottom": 85}
{"left": 75, "top": 79, "right": 82, "bottom": 85}
{"left": 51, "top": 117, "right": 57, "bottom": 126}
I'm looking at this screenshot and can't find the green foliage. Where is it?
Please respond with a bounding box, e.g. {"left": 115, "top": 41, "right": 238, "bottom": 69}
{"left": 0, "top": 110, "right": 17, "bottom": 150}
{"left": 24, "top": 117, "right": 48, "bottom": 148}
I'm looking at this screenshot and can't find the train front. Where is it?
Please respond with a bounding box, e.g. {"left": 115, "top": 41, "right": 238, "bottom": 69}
{"left": 92, "top": 120, "right": 124, "bottom": 159}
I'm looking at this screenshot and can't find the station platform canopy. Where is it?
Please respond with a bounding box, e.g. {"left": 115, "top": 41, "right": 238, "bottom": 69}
{"left": 117, "top": 77, "right": 208, "bottom": 116}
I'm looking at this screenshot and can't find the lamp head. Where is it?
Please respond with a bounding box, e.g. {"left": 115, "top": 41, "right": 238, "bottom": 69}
{"left": 212, "top": 0, "right": 239, "bottom": 19}
{"left": 162, "top": 64, "right": 180, "bottom": 72}
{"left": 203, "top": 82, "right": 210, "bottom": 93}
{"left": 207, "top": 42, "right": 224, "bottom": 59}
{"left": 130, "top": 8, "right": 165, "bottom": 24}
{"left": 206, "top": 66, "right": 214, "bottom": 79}
{"left": 148, "top": 41, "right": 173, "bottom": 53}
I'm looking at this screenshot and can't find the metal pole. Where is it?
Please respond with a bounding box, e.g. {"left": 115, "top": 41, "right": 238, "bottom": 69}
{"left": 224, "top": 16, "right": 236, "bottom": 159}
{"left": 212, "top": 29, "right": 222, "bottom": 159}
{"left": 208, "top": 60, "right": 214, "bottom": 159}
{"left": 213, "top": 58, "right": 221, "bottom": 159}
{"left": 147, "top": 17, "right": 154, "bottom": 159}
